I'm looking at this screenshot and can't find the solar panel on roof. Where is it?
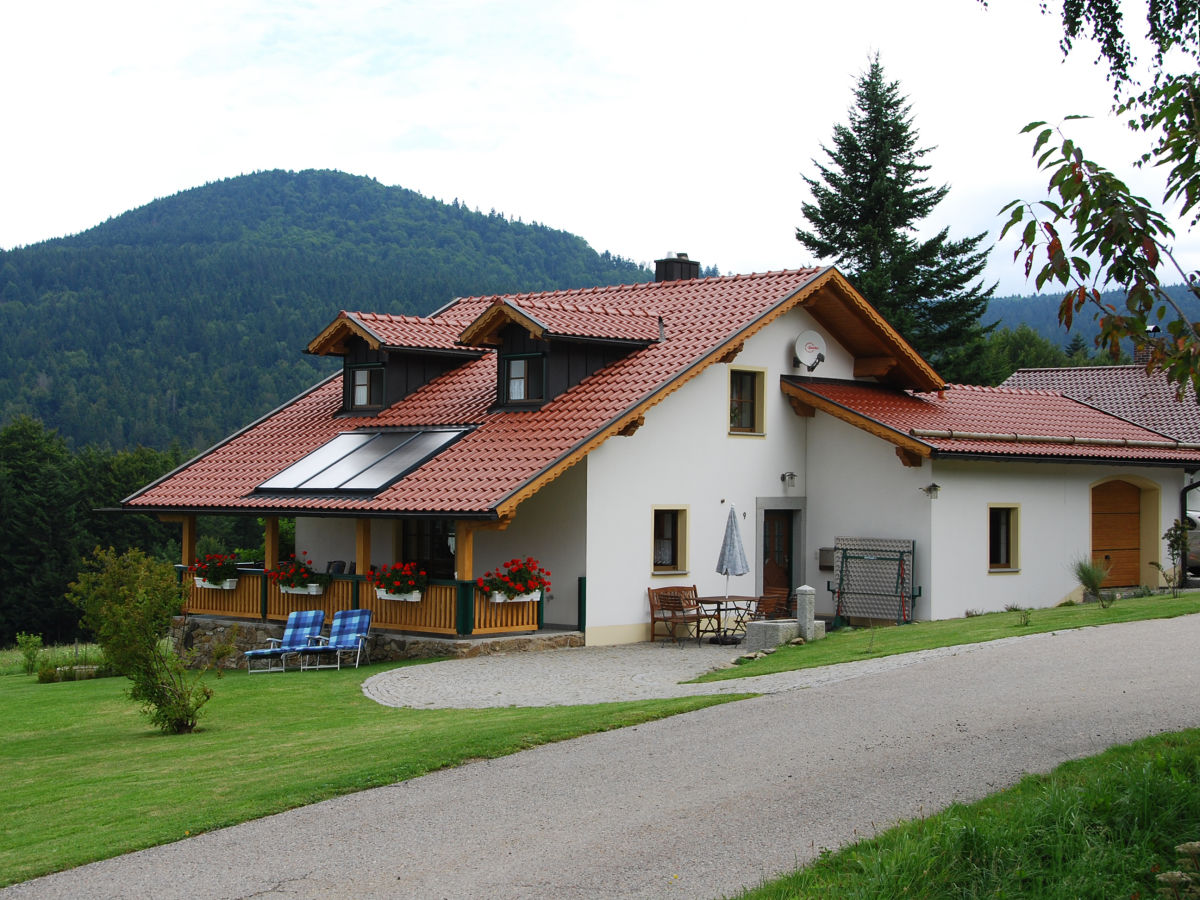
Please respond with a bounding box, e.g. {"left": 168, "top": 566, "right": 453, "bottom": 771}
{"left": 258, "top": 433, "right": 374, "bottom": 490}
{"left": 257, "top": 429, "right": 467, "bottom": 494}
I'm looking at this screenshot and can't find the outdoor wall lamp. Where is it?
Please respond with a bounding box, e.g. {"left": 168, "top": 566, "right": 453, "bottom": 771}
{"left": 920, "top": 483, "right": 941, "bottom": 499}
{"left": 780, "top": 472, "right": 796, "bottom": 488}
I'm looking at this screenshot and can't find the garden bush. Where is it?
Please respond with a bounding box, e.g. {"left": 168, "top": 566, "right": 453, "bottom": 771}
{"left": 67, "top": 548, "right": 213, "bottom": 734}
{"left": 15, "top": 632, "right": 42, "bottom": 675}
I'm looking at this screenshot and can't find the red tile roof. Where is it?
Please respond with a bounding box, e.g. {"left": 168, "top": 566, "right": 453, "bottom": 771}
{"left": 348, "top": 311, "right": 477, "bottom": 350}
{"left": 1002, "top": 366, "right": 1200, "bottom": 444}
{"left": 307, "top": 311, "right": 479, "bottom": 354}
{"left": 457, "top": 296, "right": 663, "bottom": 345}
{"left": 135, "top": 268, "right": 899, "bottom": 517}
{"left": 783, "top": 378, "right": 1200, "bottom": 463}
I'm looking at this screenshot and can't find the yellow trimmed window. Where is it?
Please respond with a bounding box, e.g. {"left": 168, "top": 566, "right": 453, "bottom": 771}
{"left": 652, "top": 507, "right": 688, "bottom": 572}
{"left": 729, "top": 368, "right": 765, "bottom": 434}
{"left": 988, "top": 505, "right": 1019, "bottom": 571}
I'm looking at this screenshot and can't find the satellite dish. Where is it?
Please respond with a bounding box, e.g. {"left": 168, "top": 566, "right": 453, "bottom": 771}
{"left": 794, "top": 331, "right": 827, "bottom": 372}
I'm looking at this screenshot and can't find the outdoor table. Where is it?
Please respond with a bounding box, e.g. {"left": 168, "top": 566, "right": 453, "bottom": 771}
{"left": 696, "top": 596, "right": 756, "bottom": 643}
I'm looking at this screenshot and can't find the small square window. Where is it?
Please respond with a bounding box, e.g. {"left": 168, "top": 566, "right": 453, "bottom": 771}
{"left": 729, "top": 369, "right": 764, "bottom": 434}
{"left": 351, "top": 367, "right": 383, "bottom": 409}
{"left": 989, "top": 505, "right": 1019, "bottom": 570}
{"left": 504, "top": 355, "right": 544, "bottom": 403}
{"left": 653, "top": 508, "right": 688, "bottom": 572}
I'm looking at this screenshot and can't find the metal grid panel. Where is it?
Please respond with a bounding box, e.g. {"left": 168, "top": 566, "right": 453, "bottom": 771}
{"left": 832, "top": 537, "right": 916, "bottom": 622}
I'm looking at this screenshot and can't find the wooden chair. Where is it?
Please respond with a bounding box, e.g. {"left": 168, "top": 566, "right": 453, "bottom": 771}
{"left": 754, "top": 587, "right": 793, "bottom": 620}
{"left": 648, "top": 585, "right": 714, "bottom": 645}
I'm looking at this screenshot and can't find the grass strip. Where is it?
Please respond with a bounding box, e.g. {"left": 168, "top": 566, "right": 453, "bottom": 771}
{"left": 696, "top": 592, "right": 1200, "bottom": 682}
{"left": 0, "top": 662, "right": 744, "bottom": 886}
{"left": 734, "top": 728, "right": 1200, "bottom": 899}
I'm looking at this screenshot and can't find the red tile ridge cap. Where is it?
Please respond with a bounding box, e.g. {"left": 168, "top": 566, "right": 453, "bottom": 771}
{"left": 346, "top": 309, "right": 475, "bottom": 327}
{"left": 506, "top": 297, "right": 661, "bottom": 318}
{"left": 1012, "top": 364, "right": 1142, "bottom": 373}
{"left": 438, "top": 267, "right": 824, "bottom": 307}
{"left": 931, "top": 383, "right": 1065, "bottom": 398}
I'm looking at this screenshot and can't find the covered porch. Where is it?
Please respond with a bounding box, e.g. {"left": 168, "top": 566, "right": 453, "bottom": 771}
{"left": 170, "top": 513, "right": 548, "bottom": 638}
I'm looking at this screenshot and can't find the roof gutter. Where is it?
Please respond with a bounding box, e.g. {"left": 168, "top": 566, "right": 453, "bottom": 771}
{"left": 910, "top": 428, "right": 1200, "bottom": 451}
{"left": 931, "top": 450, "right": 1200, "bottom": 469}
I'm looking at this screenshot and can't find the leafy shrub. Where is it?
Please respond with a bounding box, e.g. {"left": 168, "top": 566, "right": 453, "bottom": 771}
{"left": 15, "top": 632, "right": 43, "bottom": 675}
{"left": 67, "top": 547, "right": 213, "bottom": 734}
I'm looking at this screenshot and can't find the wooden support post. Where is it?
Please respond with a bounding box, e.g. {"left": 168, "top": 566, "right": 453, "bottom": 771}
{"left": 181, "top": 515, "right": 197, "bottom": 567}
{"left": 356, "top": 519, "right": 372, "bottom": 576}
{"left": 263, "top": 516, "right": 279, "bottom": 572}
{"left": 453, "top": 516, "right": 513, "bottom": 581}
{"left": 453, "top": 520, "right": 475, "bottom": 581}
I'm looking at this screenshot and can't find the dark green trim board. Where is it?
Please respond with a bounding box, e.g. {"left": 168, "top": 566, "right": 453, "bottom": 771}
{"left": 455, "top": 580, "right": 476, "bottom": 635}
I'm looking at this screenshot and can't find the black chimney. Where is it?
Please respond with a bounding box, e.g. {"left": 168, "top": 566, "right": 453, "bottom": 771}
{"left": 655, "top": 252, "right": 701, "bottom": 282}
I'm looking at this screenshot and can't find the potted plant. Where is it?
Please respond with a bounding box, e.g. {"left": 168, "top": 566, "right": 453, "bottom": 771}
{"left": 371, "top": 561, "right": 428, "bottom": 602}
{"left": 476, "top": 557, "right": 551, "bottom": 603}
{"left": 266, "top": 552, "right": 324, "bottom": 595}
{"left": 189, "top": 553, "right": 241, "bottom": 590}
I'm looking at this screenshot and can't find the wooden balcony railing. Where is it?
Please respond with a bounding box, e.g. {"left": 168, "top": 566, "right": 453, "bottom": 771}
{"left": 180, "top": 569, "right": 539, "bottom": 637}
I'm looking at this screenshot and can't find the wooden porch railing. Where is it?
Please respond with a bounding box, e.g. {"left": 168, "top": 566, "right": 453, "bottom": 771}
{"left": 180, "top": 570, "right": 538, "bottom": 637}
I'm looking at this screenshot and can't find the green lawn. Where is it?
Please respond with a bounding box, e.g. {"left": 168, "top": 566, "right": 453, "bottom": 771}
{"left": 0, "top": 662, "right": 743, "bottom": 887}
{"left": 734, "top": 728, "right": 1200, "bottom": 899}
{"left": 6, "top": 593, "right": 1200, "bottom": 888}
{"left": 697, "top": 591, "right": 1200, "bottom": 682}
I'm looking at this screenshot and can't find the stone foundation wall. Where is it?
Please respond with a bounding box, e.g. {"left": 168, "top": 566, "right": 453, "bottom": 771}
{"left": 171, "top": 615, "right": 585, "bottom": 669}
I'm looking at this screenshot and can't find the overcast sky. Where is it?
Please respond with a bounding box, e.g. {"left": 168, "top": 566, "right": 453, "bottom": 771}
{"left": 1, "top": 0, "right": 1190, "bottom": 296}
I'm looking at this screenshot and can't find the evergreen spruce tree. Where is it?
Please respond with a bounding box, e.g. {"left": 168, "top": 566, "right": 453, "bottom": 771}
{"left": 797, "top": 55, "right": 995, "bottom": 383}
{"left": 1064, "top": 332, "right": 1090, "bottom": 361}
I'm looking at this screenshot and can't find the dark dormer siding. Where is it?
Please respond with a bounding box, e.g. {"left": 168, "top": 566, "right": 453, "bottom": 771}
{"left": 340, "top": 337, "right": 467, "bottom": 414}
{"left": 494, "top": 323, "right": 639, "bottom": 410}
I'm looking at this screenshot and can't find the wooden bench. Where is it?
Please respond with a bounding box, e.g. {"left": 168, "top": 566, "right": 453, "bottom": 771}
{"left": 647, "top": 585, "right": 716, "bottom": 645}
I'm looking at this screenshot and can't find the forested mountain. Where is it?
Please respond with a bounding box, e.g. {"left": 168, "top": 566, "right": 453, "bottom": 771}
{"left": 984, "top": 285, "right": 1200, "bottom": 354}
{"left": 0, "top": 169, "right": 651, "bottom": 450}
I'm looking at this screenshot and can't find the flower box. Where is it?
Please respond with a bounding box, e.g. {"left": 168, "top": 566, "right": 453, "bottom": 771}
{"left": 489, "top": 590, "right": 540, "bottom": 604}
{"left": 377, "top": 587, "right": 422, "bottom": 603}
{"left": 477, "top": 557, "right": 551, "bottom": 603}
{"left": 195, "top": 577, "right": 237, "bottom": 590}
{"left": 281, "top": 583, "right": 323, "bottom": 596}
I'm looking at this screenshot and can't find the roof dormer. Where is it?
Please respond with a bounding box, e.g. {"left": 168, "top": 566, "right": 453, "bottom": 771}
{"left": 307, "top": 311, "right": 486, "bottom": 415}
{"left": 457, "top": 296, "right": 662, "bottom": 410}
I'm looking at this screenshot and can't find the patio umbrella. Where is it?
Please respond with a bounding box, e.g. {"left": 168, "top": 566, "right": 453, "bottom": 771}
{"left": 716, "top": 504, "right": 750, "bottom": 598}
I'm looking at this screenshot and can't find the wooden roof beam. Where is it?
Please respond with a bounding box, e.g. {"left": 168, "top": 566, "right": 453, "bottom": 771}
{"left": 787, "top": 395, "right": 816, "bottom": 418}
{"left": 854, "top": 356, "right": 898, "bottom": 378}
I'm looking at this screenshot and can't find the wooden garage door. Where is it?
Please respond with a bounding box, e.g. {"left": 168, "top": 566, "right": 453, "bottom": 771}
{"left": 1092, "top": 480, "right": 1141, "bottom": 587}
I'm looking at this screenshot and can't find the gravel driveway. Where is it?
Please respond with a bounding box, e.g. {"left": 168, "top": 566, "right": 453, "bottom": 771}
{"left": 7, "top": 616, "right": 1200, "bottom": 899}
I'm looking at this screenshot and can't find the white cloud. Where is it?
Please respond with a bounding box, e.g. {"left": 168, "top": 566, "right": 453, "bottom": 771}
{"left": 0, "top": 0, "right": 1191, "bottom": 297}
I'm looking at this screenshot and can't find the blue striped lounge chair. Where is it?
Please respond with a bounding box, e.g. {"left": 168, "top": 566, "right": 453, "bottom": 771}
{"left": 300, "top": 608, "right": 372, "bottom": 670}
{"left": 245, "top": 609, "right": 325, "bottom": 673}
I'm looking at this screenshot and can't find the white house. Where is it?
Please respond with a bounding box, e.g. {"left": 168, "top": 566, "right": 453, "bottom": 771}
{"left": 125, "top": 258, "right": 1200, "bottom": 642}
